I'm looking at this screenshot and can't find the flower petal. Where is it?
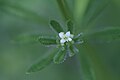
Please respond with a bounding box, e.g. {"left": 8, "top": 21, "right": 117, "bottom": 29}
{"left": 59, "top": 32, "right": 64, "bottom": 38}
{"left": 68, "top": 38, "right": 72, "bottom": 41}
{"left": 65, "top": 31, "right": 71, "bottom": 37}
{"left": 60, "top": 39, "right": 66, "bottom": 44}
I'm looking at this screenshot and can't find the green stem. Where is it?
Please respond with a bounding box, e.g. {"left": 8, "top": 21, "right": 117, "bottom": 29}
{"left": 56, "top": 0, "right": 71, "bottom": 20}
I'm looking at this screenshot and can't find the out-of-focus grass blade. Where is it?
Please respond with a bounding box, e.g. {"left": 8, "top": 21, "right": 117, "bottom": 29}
{"left": 38, "top": 36, "right": 57, "bottom": 46}
{"left": 74, "top": 0, "right": 90, "bottom": 26}
{"left": 56, "top": 0, "right": 71, "bottom": 20}
{"left": 0, "top": 1, "right": 48, "bottom": 25}
{"left": 12, "top": 34, "right": 40, "bottom": 44}
{"left": 27, "top": 49, "right": 57, "bottom": 73}
{"left": 79, "top": 50, "right": 96, "bottom": 80}
{"left": 67, "top": 20, "right": 73, "bottom": 33}
{"left": 79, "top": 41, "right": 114, "bottom": 80}
{"left": 84, "top": 0, "right": 110, "bottom": 26}
{"left": 53, "top": 48, "right": 66, "bottom": 64}
{"left": 87, "top": 27, "right": 120, "bottom": 43}
{"left": 50, "top": 20, "right": 64, "bottom": 33}
{"left": 84, "top": 0, "right": 95, "bottom": 16}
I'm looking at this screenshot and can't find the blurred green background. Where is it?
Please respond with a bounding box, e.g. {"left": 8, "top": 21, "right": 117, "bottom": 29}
{"left": 0, "top": 0, "right": 120, "bottom": 80}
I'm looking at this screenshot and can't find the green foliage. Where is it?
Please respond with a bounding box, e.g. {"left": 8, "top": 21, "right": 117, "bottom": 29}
{"left": 1, "top": 0, "right": 120, "bottom": 80}
{"left": 87, "top": 27, "right": 120, "bottom": 43}
{"left": 13, "top": 34, "right": 39, "bottom": 44}
{"left": 25, "top": 20, "right": 83, "bottom": 72}
{"left": 0, "top": 1, "right": 47, "bottom": 25}
{"left": 53, "top": 48, "right": 66, "bottom": 64}
{"left": 68, "top": 45, "right": 79, "bottom": 57}
{"left": 74, "top": 33, "right": 83, "bottom": 42}
{"left": 67, "top": 20, "right": 73, "bottom": 33}
{"left": 56, "top": 0, "right": 71, "bottom": 20}
{"left": 79, "top": 51, "right": 96, "bottom": 80}
{"left": 85, "top": 0, "right": 110, "bottom": 26}
{"left": 50, "top": 20, "right": 64, "bottom": 33}
{"left": 74, "top": 0, "right": 90, "bottom": 24}
{"left": 27, "top": 49, "right": 57, "bottom": 73}
{"left": 38, "top": 36, "right": 57, "bottom": 45}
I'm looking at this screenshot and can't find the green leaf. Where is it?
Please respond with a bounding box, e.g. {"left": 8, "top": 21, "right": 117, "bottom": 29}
{"left": 68, "top": 45, "right": 79, "bottom": 57}
{"left": 67, "top": 20, "right": 73, "bottom": 33}
{"left": 12, "top": 34, "right": 39, "bottom": 44}
{"left": 27, "top": 49, "right": 57, "bottom": 73}
{"left": 73, "top": 33, "right": 84, "bottom": 44}
{"left": 53, "top": 48, "right": 66, "bottom": 64}
{"left": 79, "top": 51, "right": 96, "bottom": 80}
{"left": 50, "top": 20, "right": 64, "bottom": 33}
{"left": 87, "top": 27, "right": 120, "bottom": 43}
{"left": 74, "top": 33, "right": 83, "bottom": 41}
{"left": 85, "top": 0, "right": 110, "bottom": 26}
{"left": 74, "top": 0, "right": 90, "bottom": 24}
{"left": 56, "top": 0, "right": 71, "bottom": 20}
{"left": 79, "top": 42, "right": 113, "bottom": 80}
{"left": 38, "top": 36, "right": 57, "bottom": 45}
{"left": 0, "top": 1, "right": 47, "bottom": 25}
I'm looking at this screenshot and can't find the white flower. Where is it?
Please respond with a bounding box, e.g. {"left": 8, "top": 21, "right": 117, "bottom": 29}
{"left": 59, "top": 31, "right": 74, "bottom": 45}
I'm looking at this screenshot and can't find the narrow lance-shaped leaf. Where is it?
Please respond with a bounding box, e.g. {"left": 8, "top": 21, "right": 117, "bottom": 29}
{"left": 12, "top": 34, "right": 40, "bottom": 44}
{"left": 56, "top": 0, "right": 71, "bottom": 20}
{"left": 87, "top": 27, "right": 120, "bottom": 43}
{"left": 79, "top": 42, "right": 112, "bottom": 80}
{"left": 0, "top": 1, "right": 47, "bottom": 25}
{"left": 73, "top": 33, "right": 84, "bottom": 44}
{"left": 53, "top": 48, "right": 66, "bottom": 64}
{"left": 74, "top": 0, "right": 90, "bottom": 24}
{"left": 38, "top": 36, "right": 57, "bottom": 45}
{"left": 79, "top": 50, "right": 96, "bottom": 80}
{"left": 86, "top": 0, "right": 110, "bottom": 26}
{"left": 83, "top": 0, "right": 94, "bottom": 16}
{"left": 27, "top": 49, "right": 57, "bottom": 73}
{"left": 68, "top": 45, "right": 79, "bottom": 57}
{"left": 50, "top": 20, "right": 64, "bottom": 33}
{"left": 67, "top": 20, "right": 73, "bottom": 33}
{"left": 74, "top": 33, "right": 83, "bottom": 41}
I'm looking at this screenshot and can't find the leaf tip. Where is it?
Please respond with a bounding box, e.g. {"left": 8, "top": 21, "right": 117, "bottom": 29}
{"left": 49, "top": 20, "right": 64, "bottom": 33}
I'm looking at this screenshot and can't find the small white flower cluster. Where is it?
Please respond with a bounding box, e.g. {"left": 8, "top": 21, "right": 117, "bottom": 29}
{"left": 59, "top": 31, "right": 74, "bottom": 45}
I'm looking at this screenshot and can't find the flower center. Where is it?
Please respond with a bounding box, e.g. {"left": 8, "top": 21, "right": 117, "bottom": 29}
{"left": 59, "top": 31, "right": 74, "bottom": 45}
{"left": 63, "top": 36, "right": 68, "bottom": 40}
